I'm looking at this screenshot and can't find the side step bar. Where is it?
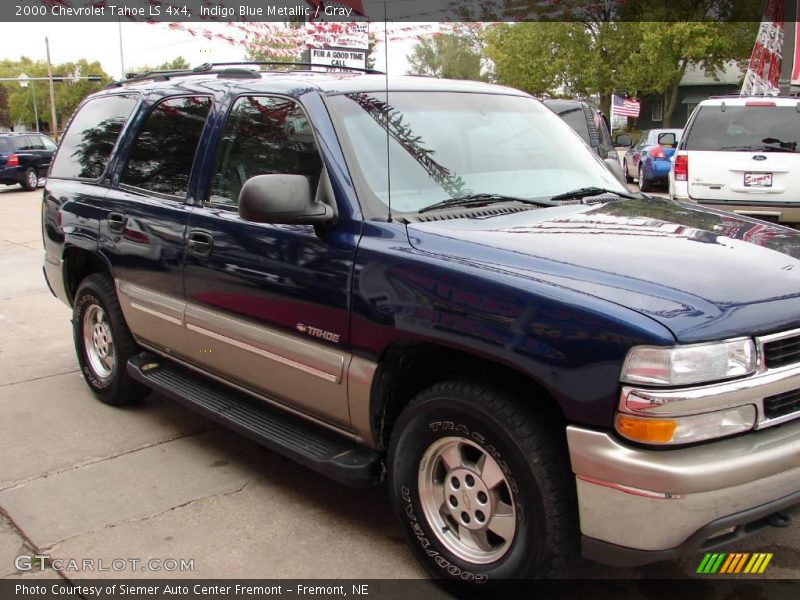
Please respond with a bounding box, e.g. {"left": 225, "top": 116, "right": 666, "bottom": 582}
{"left": 127, "top": 352, "right": 382, "bottom": 488}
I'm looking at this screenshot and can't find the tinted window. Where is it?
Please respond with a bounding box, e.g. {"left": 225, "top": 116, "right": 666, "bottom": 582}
{"left": 50, "top": 94, "right": 138, "bottom": 179}
{"left": 40, "top": 136, "right": 57, "bottom": 151}
{"left": 13, "top": 137, "right": 32, "bottom": 151}
{"left": 684, "top": 106, "right": 799, "bottom": 153}
{"left": 27, "top": 135, "right": 45, "bottom": 150}
{"left": 548, "top": 103, "right": 591, "bottom": 144}
{"left": 123, "top": 96, "right": 212, "bottom": 197}
{"left": 0, "top": 138, "right": 9, "bottom": 153}
{"left": 209, "top": 96, "right": 323, "bottom": 207}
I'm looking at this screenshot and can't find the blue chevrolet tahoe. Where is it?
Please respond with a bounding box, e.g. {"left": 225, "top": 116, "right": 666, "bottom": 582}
{"left": 41, "top": 64, "right": 800, "bottom": 585}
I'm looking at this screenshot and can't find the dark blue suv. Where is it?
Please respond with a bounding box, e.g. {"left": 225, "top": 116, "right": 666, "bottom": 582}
{"left": 42, "top": 64, "right": 800, "bottom": 585}
{"left": 0, "top": 132, "right": 57, "bottom": 190}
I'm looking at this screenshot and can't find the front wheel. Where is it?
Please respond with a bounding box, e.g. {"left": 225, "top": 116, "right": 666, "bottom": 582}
{"left": 388, "top": 381, "right": 575, "bottom": 586}
{"left": 73, "top": 273, "right": 148, "bottom": 406}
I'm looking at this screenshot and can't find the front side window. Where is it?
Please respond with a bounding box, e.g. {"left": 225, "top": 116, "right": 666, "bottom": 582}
{"left": 328, "top": 92, "right": 626, "bottom": 214}
{"left": 50, "top": 94, "right": 138, "bottom": 180}
{"left": 122, "top": 96, "right": 212, "bottom": 197}
{"left": 208, "top": 96, "right": 323, "bottom": 207}
{"left": 40, "top": 136, "right": 57, "bottom": 151}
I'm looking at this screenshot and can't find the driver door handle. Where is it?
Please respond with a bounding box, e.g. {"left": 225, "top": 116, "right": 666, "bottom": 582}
{"left": 187, "top": 230, "right": 213, "bottom": 258}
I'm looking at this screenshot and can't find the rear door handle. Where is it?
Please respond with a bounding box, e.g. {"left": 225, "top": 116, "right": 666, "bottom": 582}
{"left": 187, "top": 230, "right": 213, "bottom": 258}
{"left": 108, "top": 212, "right": 126, "bottom": 234}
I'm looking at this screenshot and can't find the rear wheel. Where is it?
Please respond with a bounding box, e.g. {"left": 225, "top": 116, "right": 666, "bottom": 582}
{"left": 388, "top": 381, "right": 575, "bottom": 586}
{"left": 20, "top": 168, "right": 38, "bottom": 191}
{"left": 638, "top": 164, "right": 652, "bottom": 192}
{"left": 73, "top": 273, "right": 147, "bottom": 406}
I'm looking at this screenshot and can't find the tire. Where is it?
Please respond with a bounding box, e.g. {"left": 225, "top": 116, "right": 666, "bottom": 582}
{"left": 20, "top": 167, "right": 38, "bottom": 191}
{"left": 72, "top": 273, "right": 147, "bottom": 406}
{"left": 638, "top": 164, "right": 652, "bottom": 193}
{"left": 623, "top": 160, "right": 633, "bottom": 183}
{"left": 388, "top": 381, "right": 575, "bottom": 587}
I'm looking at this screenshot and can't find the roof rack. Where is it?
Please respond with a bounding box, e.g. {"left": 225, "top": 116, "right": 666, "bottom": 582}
{"left": 106, "top": 61, "right": 384, "bottom": 88}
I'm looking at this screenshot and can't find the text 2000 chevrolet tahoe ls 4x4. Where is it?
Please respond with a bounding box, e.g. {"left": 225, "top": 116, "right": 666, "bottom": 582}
{"left": 41, "top": 67, "right": 800, "bottom": 584}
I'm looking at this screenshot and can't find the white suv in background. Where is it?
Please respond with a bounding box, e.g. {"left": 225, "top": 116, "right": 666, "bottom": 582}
{"left": 670, "top": 96, "right": 800, "bottom": 226}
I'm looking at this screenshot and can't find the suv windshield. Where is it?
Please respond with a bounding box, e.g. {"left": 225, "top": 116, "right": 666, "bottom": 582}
{"left": 684, "top": 106, "right": 800, "bottom": 153}
{"left": 328, "top": 92, "right": 626, "bottom": 214}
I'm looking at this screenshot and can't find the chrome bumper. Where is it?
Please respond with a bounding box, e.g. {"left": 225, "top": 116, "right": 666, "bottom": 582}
{"left": 568, "top": 418, "right": 800, "bottom": 562}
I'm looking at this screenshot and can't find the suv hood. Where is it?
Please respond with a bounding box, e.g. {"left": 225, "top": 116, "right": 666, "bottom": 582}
{"left": 406, "top": 198, "right": 800, "bottom": 343}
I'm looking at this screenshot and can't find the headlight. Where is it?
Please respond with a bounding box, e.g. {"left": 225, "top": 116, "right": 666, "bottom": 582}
{"left": 620, "top": 338, "right": 757, "bottom": 386}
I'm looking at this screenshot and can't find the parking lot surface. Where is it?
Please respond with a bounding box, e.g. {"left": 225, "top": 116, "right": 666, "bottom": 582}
{"left": 1, "top": 185, "right": 797, "bottom": 586}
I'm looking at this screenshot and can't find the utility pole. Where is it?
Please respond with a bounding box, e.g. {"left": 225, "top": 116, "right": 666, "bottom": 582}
{"left": 779, "top": 2, "right": 797, "bottom": 95}
{"left": 45, "top": 37, "right": 58, "bottom": 139}
{"left": 118, "top": 19, "right": 126, "bottom": 79}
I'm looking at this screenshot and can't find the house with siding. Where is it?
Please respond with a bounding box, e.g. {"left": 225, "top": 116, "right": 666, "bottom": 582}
{"left": 635, "top": 61, "right": 746, "bottom": 130}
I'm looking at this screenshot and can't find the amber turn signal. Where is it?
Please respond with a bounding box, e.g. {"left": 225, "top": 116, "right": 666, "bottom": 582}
{"left": 615, "top": 414, "right": 677, "bottom": 443}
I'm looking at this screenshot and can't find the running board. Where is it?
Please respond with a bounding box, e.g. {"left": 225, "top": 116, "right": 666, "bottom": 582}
{"left": 127, "top": 352, "right": 382, "bottom": 487}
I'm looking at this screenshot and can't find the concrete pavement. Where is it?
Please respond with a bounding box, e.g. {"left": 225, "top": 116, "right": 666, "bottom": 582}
{"left": 0, "top": 184, "right": 797, "bottom": 587}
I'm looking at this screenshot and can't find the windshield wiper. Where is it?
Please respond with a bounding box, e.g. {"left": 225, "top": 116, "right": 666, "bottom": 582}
{"left": 549, "top": 187, "right": 638, "bottom": 202}
{"left": 418, "top": 193, "right": 553, "bottom": 214}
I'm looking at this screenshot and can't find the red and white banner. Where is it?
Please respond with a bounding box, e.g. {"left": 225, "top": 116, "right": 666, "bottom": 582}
{"left": 793, "top": 0, "right": 800, "bottom": 85}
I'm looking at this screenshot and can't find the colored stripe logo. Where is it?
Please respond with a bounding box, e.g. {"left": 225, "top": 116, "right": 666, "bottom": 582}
{"left": 696, "top": 553, "right": 773, "bottom": 574}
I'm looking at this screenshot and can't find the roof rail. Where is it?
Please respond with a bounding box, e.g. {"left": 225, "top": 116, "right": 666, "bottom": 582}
{"left": 106, "top": 61, "right": 383, "bottom": 88}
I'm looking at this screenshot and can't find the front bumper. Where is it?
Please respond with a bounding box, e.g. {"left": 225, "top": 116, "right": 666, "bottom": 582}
{"left": 568, "top": 418, "right": 800, "bottom": 566}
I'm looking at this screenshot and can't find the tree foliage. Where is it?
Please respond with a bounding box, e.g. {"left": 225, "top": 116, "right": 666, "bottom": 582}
{"left": 0, "top": 57, "right": 110, "bottom": 134}
{"left": 407, "top": 32, "right": 484, "bottom": 81}
{"left": 129, "top": 56, "right": 190, "bottom": 75}
{"left": 0, "top": 85, "right": 9, "bottom": 130}
{"left": 482, "top": 1, "right": 758, "bottom": 125}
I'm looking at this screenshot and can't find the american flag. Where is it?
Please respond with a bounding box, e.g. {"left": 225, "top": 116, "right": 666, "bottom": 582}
{"left": 612, "top": 94, "right": 640, "bottom": 118}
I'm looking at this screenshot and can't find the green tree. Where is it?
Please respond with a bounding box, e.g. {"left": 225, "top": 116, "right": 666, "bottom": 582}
{"left": 0, "top": 84, "right": 10, "bottom": 130}
{"left": 407, "top": 33, "right": 484, "bottom": 80}
{"left": 0, "top": 57, "right": 109, "bottom": 134}
{"left": 482, "top": 1, "right": 758, "bottom": 124}
{"left": 130, "top": 56, "right": 191, "bottom": 74}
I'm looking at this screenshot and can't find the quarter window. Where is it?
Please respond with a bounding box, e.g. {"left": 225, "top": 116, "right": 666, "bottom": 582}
{"left": 122, "top": 96, "right": 212, "bottom": 198}
{"left": 50, "top": 94, "right": 138, "bottom": 180}
{"left": 208, "top": 96, "right": 323, "bottom": 207}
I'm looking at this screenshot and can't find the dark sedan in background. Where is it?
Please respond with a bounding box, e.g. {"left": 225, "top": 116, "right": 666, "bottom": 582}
{"left": 0, "top": 132, "right": 57, "bottom": 191}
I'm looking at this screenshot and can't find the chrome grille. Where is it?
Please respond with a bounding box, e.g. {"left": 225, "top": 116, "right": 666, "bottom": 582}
{"left": 763, "top": 334, "right": 800, "bottom": 369}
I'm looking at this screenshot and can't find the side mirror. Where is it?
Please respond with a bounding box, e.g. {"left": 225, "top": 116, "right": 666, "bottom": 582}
{"left": 238, "top": 174, "right": 335, "bottom": 225}
{"left": 604, "top": 157, "right": 627, "bottom": 185}
{"left": 657, "top": 132, "right": 677, "bottom": 148}
{"left": 613, "top": 134, "right": 632, "bottom": 147}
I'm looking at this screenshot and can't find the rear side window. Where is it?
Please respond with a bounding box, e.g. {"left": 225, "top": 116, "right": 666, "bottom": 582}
{"left": 208, "top": 96, "right": 323, "bottom": 207}
{"left": 684, "top": 106, "right": 800, "bottom": 153}
{"left": 50, "top": 94, "right": 138, "bottom": 179}
{"left": 122, "top": 96, "right": 212, "bottom": 198}
{"left": 13, "top": 137, "right": 32, "bottom": 151}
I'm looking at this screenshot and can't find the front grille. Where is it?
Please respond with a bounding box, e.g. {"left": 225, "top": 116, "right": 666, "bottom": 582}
{"left": 763, "top": 334, "right": 800, "bottom": 369}
{"left": 763, "top": 389, "right": 800, "bottom": 420}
